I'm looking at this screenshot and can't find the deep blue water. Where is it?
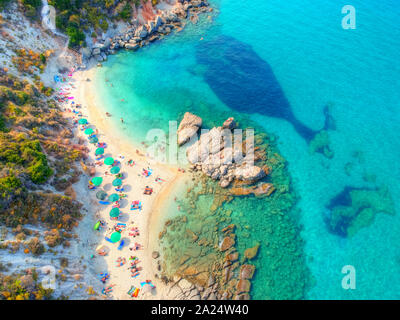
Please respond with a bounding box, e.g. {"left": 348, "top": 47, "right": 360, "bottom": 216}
{"left": 94, "top": 0, "right": 400, "bottom": 299}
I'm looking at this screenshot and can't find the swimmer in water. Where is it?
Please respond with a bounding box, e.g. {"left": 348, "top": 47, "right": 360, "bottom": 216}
{"left": 120, "top": 118, "right": 124, "bottom": 123}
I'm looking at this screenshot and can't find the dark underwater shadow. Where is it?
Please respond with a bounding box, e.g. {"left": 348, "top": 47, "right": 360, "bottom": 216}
{"left": 195, "top": 34, "right": 334, "bottom": 143}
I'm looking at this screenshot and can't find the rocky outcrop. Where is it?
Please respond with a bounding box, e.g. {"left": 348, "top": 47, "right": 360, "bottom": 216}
{"left": 177, "top": 112, "right": 203, "bottom": 146}
{"left": 183, "top": 115, "right": 270, "bottom": 188}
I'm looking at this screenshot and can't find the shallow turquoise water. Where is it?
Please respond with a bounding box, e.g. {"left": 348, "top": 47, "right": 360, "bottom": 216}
{"left": 94, "top": 0, "right": 400, "bottom": 299}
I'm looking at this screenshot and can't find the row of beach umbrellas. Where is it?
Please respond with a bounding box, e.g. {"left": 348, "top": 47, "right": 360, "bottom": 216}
{"left": 81, "top": 118, "right": 123, "bottom": 244}
{"left": 91, "top": 177, "right": 122, "bottom": 187}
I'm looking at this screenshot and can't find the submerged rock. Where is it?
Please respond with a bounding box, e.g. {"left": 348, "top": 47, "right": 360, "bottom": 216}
{"left": 240, "top": 264, "right": 255, "bottom": 279}
{"left": 219, "top": 236, "right": 235, "bottom": 251}
{"left": 234, "top": 165, "right": 266, "bottom": 182}
{"left": 236, "top": 279, "right": 251, "bottom": 293}
{"left": 244, "top": 243, "right": 260, "bottom": 260}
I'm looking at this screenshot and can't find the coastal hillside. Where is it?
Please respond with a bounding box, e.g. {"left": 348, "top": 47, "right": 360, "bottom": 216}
{"left": 0, "top": 1, "right": 93, "bottom": 300}
{"left": 0, "top": 0, "right": 214, "bottom": 300}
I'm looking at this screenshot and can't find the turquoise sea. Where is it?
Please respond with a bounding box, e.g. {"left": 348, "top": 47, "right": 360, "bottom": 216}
{"left": 94, "top": 0, "right": 400, "bottom": 299}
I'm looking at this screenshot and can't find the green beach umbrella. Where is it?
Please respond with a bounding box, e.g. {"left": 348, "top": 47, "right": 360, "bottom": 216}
{"left": 95, "top": 147, "right": 105, "bottom": 155}
{"left": 110, "top": 166, "right": 120, "bottom": 174}
{"left": 112, "top": 178, "right": 122, "bottom": 187}
{"left": 94, "top": 221, "right": 101, "bottom": 230}
{"left": 84, "top": 128, "right": 94, "bottom": 135}
{"left": 89, "top": 137, "right": 99, "bottom": 144}
{"left": 110, "top": 232, "right": 121, "bottom": 243}
{"left": 108, "top": 193, "right": 119, "bottom": 202}
{"left": 78, "top": 118, "right": 88, "bottom": 125}
{"left": 96, "top": 190, "right": 107, "bottom": 200}
{"left": 109, "top": 207, "right": 120, "bottom": 218}
{"left": 91, "top": 176, "right": 103, "bottom": 186}
{"left": 104, "top": 157, "right": 114, "bottom": 165}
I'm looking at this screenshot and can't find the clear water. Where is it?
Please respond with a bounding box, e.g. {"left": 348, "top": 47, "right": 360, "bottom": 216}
{"left": 94, "top": 0, "right": 400, "bottom": 299}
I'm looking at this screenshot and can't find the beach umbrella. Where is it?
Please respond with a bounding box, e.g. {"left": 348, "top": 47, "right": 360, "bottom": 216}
{"left": 78, "top": 118, "right": 88, "bottom": 125}
{"left": 96, "top": 190, "right": 107, "bottom": 200}
{"left": 91, "top": 177, "right": 103, "bottom": 186}
{"left": 108, "top": 193, "right": 119, "bottom": 202}
{"left": 112, "top": 178, "right": 122, "bottom": 187}
{"left": 109, "top": 207, "right": 120, "bottom": 218}
{"left": 110, "top": 232, "right": 121, "bottom": 243}
{"left": 89, "top": 137, "right": 99, "bottom": 144}
{"left": 110, "top": 166, "right": 120, "bottom": 174}
{"left": 94, "top": 221, "right": 101, "bottom": 231}
{"left": 84, "top": 128, "right": 94, "bottom": 135}
{"left": 95, "top": 147, "right": 105, "bottom": 156}
{"left": 104, "top": 157, "right": 114, "bottom": 165}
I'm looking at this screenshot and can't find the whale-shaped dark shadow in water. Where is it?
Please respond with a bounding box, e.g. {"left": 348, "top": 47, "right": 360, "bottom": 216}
{"left": 196, "top": 35, "right": 333, "bottom": 143}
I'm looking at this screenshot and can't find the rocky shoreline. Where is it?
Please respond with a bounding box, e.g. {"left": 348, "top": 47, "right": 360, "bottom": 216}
{"left": 81, "top": 0, "right": 211, "bottom": 65}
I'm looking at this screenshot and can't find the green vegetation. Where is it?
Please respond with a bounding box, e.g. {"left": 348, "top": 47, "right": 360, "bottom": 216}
{"left": 0, "top": 269, "right": 53, "bottom": 300}
{"left": 0, "top": 0, "right": 10, "bottom": 9}
{"left": 20, "top": 0, "right": 42, "bottom": 19}
{"left": 0, "top": 68, "right": 84, "bottom": 237}
{"left": 46, "top": 0, "right": 146, "bottom": 48}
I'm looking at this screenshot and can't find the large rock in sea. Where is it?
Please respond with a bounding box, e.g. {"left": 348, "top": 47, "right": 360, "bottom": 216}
{"left": 219, "top": 236, "right": 235, "bottom": 251}
{"left": 125, "top": 43, "right": 139, "bottom": 50}
{"left": 236, "top": 279, "right": 251, "bottom": 293}
{"left": 244, "top": 243, "right": 260, "bottom": 260}
{"left": 240, "top": 264, "right": 255, "bottom": 279}
{"left": 234, "top": 165, "right": 266, "bottom": 182}
{"left": 177, "top": 112, "right": 202, "bottom": 146}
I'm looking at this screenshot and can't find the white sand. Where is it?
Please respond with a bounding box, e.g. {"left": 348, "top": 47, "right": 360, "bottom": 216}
{"left": 65, "top": 64, "right": 189, "bottom": 299}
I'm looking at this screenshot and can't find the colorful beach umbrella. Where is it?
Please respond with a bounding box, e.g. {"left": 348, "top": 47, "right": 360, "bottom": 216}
{"left": 89, "top": 137, "right": 99, "bottom": 144}
{"left": 104, "top": 157, "right": 114, "bottom": 165}
{"left": 96, "top": 190, "right": 107, "bottom": 200}
{"left": 110, "top": 232, "right": 121, "bottom": 243}
{"left": 78, "top": 118, "right": 88, "bottom": 125}
{"left": 110, "top": 166, "right": 120, "bottom": 174}
{"left": 95, "top": 147, "right": 105, "bottom": 155}
{"left": 94, "top": 221, "right": 101, "bottom": 231}
{"left": 91, "top": 177, "right": 103, "bottom": 186}
{"left": 84, "top": 128, "right": 94, "bottom": 135}
{"left": 108, "top": 193, "right": 119, "bottom": 202}
{"left": 112, "top": 178, "right": 122, "bottom": 187}
{"left": 109, "top": 207, "right": 120, "bottom": 218}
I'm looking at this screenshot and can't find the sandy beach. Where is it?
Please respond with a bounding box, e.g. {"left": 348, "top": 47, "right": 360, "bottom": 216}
{"left": 65, "top": 64, "right": 188, "bottom": 299}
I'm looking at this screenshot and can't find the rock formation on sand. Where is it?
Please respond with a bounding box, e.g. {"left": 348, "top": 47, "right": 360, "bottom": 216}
{"left": 178, "top": 113, "right": 268, "bottom": 188}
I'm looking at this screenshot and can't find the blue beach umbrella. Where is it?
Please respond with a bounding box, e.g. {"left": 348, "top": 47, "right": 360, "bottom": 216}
{"left": 108, "top": 193, "right": 120, "bottom": 202}
{"left": 84, "top": 128, "right": 94, "bottom": 135}
{"left": 112, "top": 178, "right": 122, "bottom": 187}
{"left": 95, "top": 147, "right": 105, "bottom": 155}
{"left": 110, "top": 166, "right": 120, "bottom": 174}
{"left": 104, "top": 157, "right": 114, "bottom": 165}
